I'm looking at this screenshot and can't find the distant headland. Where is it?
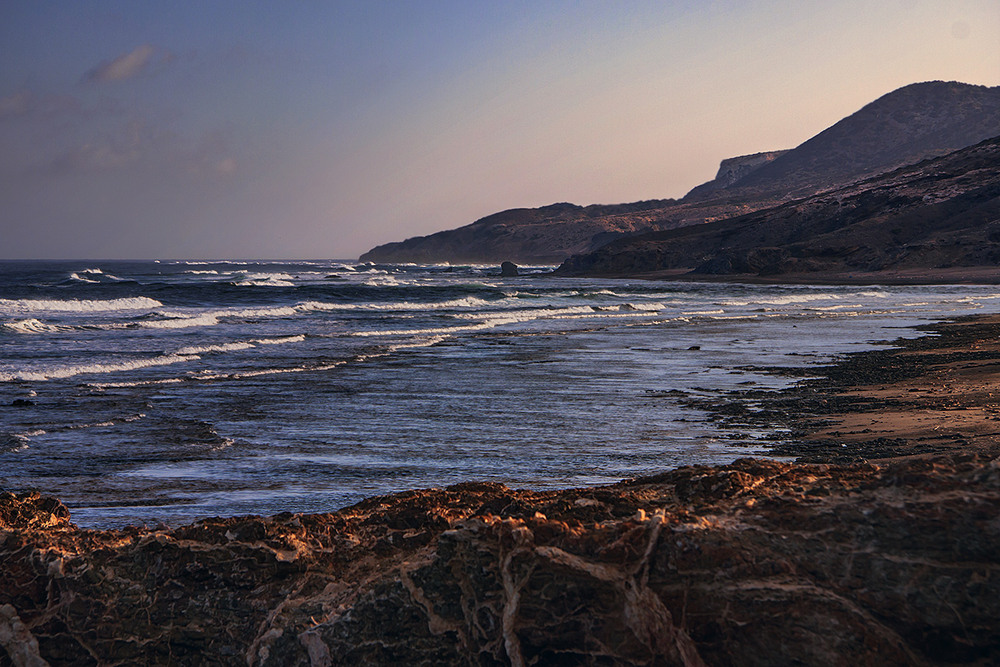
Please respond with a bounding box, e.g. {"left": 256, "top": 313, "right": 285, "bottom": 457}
{"left": 360, "top": 81, "right": 1000, "bottom": 282}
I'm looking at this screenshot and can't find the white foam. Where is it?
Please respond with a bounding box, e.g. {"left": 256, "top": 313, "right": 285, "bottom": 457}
{"left": 175, "top": 342, "right": 256, "bottom": 356}
{"left": 69, "top": 268, "right": 126, "bottom": 283}
{"left": 137, "top": 313, "right": 222, "bottom": 329}
{"left": 620, "top": 302, "right": 666, "bottom": 312}
{"left": 233, "top": 272, "right": 297, "bottom": 287}
{"left": 133, "top": 305, "right": 300, "bottom": 330}
{"left": 1, "top": 433, "right": 30, "bottom": 453}
{"left": 0, "top": 296, "right": 163, "bottom": 315}
{"left": 174, "top": 335, "right": 304, "bottom": 356}
{"left": 351, "top": 319, "right": 520, "bottom": 337}
{"left": 0, "top": 354, "right": 196, "bottom": 382}
{"left": 806, "top": 304, "right": 865, "bottom": 311}
{"left": 2, "top": 318, "right": 70, "bottom": 334}
{"left": 719, "top": 294, "right": 843, "bottom": 307}
{"left": 296, "top": 297, "right": 493, "bottom": 312}
{"left": 255, "top": 334, "right": 306, "bottom": 345}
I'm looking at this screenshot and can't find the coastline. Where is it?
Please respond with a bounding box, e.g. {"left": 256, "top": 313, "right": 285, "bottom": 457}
{"left": 557, "top": 265, "right": 1000, "bottom": 286}
{"left": 2, "top": 313, "right": 1000, "bottom": 664}
{"left": 687, "top": 313, "right": 1000, "bottom": 462}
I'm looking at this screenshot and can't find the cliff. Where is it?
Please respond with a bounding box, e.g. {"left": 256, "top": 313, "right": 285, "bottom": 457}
{"left": 683, "top": 150, "right": 789, "bottom": 200}
{"left": 556, "top": 134, "right": 1000, "bottom": 279}
{"left": 2, "top": 452, "right": 999, "bottom": 665}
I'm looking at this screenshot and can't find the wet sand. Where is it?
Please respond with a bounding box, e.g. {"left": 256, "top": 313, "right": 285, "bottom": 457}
{"left": 688, "top": 313, "right": 1000, "bottom": 462}
{"left": 624, "top": 266, "right": 1000, "bottom": 285}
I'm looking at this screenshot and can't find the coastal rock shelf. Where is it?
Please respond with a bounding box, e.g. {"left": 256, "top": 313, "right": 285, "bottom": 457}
{"left": 2, "top": 452, "right": 998, "bottom": 665}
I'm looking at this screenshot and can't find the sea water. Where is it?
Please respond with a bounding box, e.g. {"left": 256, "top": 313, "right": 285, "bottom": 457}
{"left": 1, "top": 260, "right": 997, "bottom": 528}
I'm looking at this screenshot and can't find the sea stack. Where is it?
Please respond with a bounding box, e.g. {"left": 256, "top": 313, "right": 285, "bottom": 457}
{"left": 500, "top": 261, "right": 519, "bottom": 277}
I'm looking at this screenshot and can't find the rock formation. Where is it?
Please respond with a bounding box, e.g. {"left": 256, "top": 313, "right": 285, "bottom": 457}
{"left": 2, "top": 450, "right": 999, "bottom": 665}
{"left": 683, "top": 150, "right": 789, "bottom": 200}
{"left": 500, "top": 261, "right": 519, "bottom": 277}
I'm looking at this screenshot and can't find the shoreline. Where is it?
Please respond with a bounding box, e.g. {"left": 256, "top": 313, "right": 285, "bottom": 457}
{"left": 553, "top": 265, "right": 1000, "bottom": 285}
{"left": 2, "top": 313, "right": 1000, "bottom": 663}
{"left": 687, "top": 313, "right": 1000, "bottom": 463}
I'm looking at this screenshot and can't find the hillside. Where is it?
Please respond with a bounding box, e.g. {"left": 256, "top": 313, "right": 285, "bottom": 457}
{"left": 358, "top": 198, "right": 779, "bottom": 264}
{"left": 361, "top": 81, "right": 1000, "bottom": 264}
{"left": 685, "top": 80, "right": 1000, "bottom": 202}
{"left": 555, "top": 135, "right": 1000, "bottom": 279}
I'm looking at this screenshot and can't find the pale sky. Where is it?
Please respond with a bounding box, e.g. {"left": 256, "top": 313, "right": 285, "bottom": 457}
{"left": 1, "top": 1, "right": 998, "bottom": 259}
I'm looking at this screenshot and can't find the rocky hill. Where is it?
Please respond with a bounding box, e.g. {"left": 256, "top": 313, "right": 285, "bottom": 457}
{"left": 361, "top": 81, "right": 1000, "bottom": 265}
{"left": 357, "top": 198, "right": 784, "bottom": 264}
{"left": 556, "top": 134, "right": 1000, "bottom": 279}
{"left": 685, "top": 80, "right": 1000, "bottom": 202}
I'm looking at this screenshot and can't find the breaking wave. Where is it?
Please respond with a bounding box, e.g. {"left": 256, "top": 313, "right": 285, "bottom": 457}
{"left": 0, "top": 296, "right": 164, "bottom": 314}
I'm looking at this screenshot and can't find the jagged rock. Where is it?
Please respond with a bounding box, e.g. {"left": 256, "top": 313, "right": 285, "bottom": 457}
{"left": 684, "top": 150, "right": 789, "bottom": 200}
{"left": 1, "top": 453, "right": 998, "bottom": 665}
{"left": 500, "top": 261, "right": 519, "bottom": 277}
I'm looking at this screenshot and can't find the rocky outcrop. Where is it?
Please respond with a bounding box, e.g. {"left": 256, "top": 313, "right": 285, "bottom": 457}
{"left": 557, "top": 134, "right": 1000, "bottom": 278}
{"left": 2, "top": 449, "right": 999, "bottom": 665}
{"left": 684, "top": 151, "right": 789, "bottom": 200}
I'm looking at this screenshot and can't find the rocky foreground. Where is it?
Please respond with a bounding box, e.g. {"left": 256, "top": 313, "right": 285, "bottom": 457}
{"left": 1, "top": 457, "right": 998, "bottom": 665}
{"left": 5, "top": 316, "right": 1000, "bottom": 665}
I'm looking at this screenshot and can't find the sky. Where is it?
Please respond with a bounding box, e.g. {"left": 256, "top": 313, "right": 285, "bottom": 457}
{"left": 1, "top": 1, "right": 998, "bottom": 260}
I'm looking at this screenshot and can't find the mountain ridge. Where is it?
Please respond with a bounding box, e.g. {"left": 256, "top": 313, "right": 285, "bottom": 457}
{"left": 555, "top": 134, "right": 1000, "bottom": 279}
{"left": 360, "top": 81, "right": 1000, "bottom": 264}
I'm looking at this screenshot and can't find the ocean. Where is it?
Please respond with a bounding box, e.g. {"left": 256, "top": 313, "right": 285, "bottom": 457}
{"left": 1, "top": 259, "right": 997, "bottom": 528}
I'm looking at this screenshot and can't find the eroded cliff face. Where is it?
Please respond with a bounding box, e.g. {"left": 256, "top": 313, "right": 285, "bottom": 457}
{"left": 683, "top": 151, "right": 790, "bottom": 200}
{"left": 2, "top": 452, "right": 999, "bottom": 666}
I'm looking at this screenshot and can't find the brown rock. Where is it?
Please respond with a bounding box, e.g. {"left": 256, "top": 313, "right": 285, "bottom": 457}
{"left": 2, "top": 452, "right": 999, "bottom": 665}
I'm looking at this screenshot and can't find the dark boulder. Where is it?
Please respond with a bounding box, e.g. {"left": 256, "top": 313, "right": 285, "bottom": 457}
{"left": 500, "top": 261, "right": 519, "bottom": 277}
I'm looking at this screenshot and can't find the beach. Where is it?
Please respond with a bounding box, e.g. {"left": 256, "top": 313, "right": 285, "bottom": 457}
{"left": 9, "top": 260, "right": 996, "bottom": 528}
{"left": 691, "top": 313, "right": 1000, "bottom": 463}
{"left": 2, "top": 311, "right": 999, "bottom": 664}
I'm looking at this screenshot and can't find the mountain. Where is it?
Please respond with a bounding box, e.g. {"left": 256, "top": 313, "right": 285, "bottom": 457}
{"left": 555, "top": 135, "right": 1000, "bottom": 279}
{"left": 361, "top": 81, "right": 1000, "bottom": 264}
{"left": 684, "top": 80, "right": 1000, "bottom": 202}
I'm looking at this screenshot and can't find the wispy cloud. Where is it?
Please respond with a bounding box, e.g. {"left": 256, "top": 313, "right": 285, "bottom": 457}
{"left": 83, "top": 44, "right": 170, "bottom": 83}
{"left": 0, "top": 90, "right": 84, "bottom": 120}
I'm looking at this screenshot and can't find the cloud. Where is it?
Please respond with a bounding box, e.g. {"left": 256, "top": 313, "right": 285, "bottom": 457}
{"left": 83, "top": 44, "right": 170, "bottom": 83}
{"left": 0, "top": 90, "right": 84, "bottom": 120}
